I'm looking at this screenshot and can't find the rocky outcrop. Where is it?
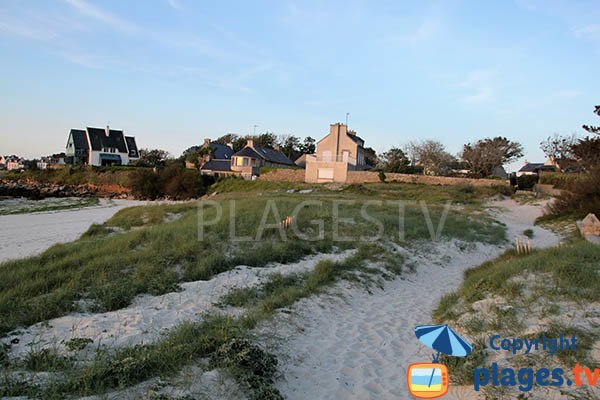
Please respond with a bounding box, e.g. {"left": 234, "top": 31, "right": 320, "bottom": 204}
{"left": 0, "top": 180, "right": 129, "bottom": 199}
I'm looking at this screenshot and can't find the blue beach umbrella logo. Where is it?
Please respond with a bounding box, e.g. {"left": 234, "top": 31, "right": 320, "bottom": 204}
{"left": 407, "top": 324, "right": 472, "bottom": 399}
{"left": 415, "top": 324, "right": 473, "bottom": 362}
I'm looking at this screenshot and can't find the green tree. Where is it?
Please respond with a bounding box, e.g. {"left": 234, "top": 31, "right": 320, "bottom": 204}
{"left": 380, "top": 147, "right": 410, "bottom": 173}
{"left": 461, "top": 137, "right": 523, "bottom": 178}
{"left": 299, "top": 136, "right": 316, "bottom": 154}
{"left": 363, "top": 147, "right": 379, "bottom": 167}
{"left": 135, "top": 149, "right": 171, "bottom": 168}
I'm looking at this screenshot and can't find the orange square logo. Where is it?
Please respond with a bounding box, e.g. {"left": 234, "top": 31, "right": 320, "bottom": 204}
{"left": 407, "top": 363, "right": 449, "bottom": 399}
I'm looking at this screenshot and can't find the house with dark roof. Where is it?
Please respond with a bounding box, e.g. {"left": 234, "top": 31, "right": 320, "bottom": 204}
{"left": 517, "top": 162, "right": 556, "bottom": 177}
{"left": 229, "top": 139, "right": 295, "bottom": 178}
{"left": 198, "top": 138, "right": 294, "bottom": 179}
{"left": 66, "top": 126, "right": 139, "bottom": 166}
{"left": 191, "top": 139, "right": 235, "bottom": 177}
{"left": 305, "top": 123, "right": 368, "bottom": 183}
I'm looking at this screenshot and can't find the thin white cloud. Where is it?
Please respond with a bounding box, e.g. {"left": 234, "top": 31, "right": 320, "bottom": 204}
{"left": 397, "top": 17, "right": 440, "bottom": 45}
{"left": 573, "top": 24, "right": 600, "bottom": 40}
{"left": 166, "top": 0, "right": 182, "bottom": 10}
{"left": 454, "top": 69, "right": 497, "bottom": 104}
{"left": 64, "top": 0, "right": 138, "bottom": 33}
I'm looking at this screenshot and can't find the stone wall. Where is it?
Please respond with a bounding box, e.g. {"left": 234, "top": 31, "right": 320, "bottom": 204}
{"left": 346, "top": 171, "right": 505, "bottom": 187}
{"left": 258, "top": 169, "right": 305, "bottom": 182}
{"left": 259, "top": 169, "right": 507, "bottom": 187}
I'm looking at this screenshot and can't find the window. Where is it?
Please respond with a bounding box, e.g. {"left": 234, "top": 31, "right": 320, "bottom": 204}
{"left": 242, "top": 158, "right": 249, "bottom": 166}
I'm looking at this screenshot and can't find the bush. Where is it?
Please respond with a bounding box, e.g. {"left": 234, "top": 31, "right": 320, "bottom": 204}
{"left": 516, "top": 174, "right": 538, "bottom": 190}
{"left": 539, "top": 172, "right": 585, "bottom": 190}
{"left": 547, "top": 166, "right": 600, "bottom": 219}
{"left": 128, "top": 169, "right": 161, "bottom": 199}
{"left": 378, "top": 171, "right": 386, "bottom": 182}
{"left": 128, "top": 164, "right": 215, "bottom": 200}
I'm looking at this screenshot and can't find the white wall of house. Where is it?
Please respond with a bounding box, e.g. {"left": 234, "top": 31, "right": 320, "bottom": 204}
{"left": 89, "top": 150, "right": 131, "bottom": 166}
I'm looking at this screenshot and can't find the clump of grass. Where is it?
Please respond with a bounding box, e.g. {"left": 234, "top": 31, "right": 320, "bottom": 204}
{"left": 523, "top": 228, "right": 534, "bottom": 238}
{"left": 456, "top": 241, "right": 600, "bottom": 305}
{"left": 23, "top": 348, "right": 72, "bottom": 372}
{"left": 211, "top": 338, "right": 282, "bottom": 400}
{"left": 64, "top": 337, "right": 93, "bottom": 352}
{"left": 433, "top": 292, "right": 460, "bottom": 322}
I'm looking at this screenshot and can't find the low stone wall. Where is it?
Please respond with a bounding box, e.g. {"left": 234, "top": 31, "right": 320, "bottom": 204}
{"left": 259, "top": 169, "right": 508, "bottom": 187}
{"left": 258, "top": 169, "right": 305, "bottom": 182}
{"left": 346, "top": 171, "right": 505, "bottom": 187}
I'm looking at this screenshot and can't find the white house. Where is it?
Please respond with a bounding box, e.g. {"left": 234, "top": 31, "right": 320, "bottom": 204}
{"left": 66, "top": 126, "right": 139, "bottom": 166}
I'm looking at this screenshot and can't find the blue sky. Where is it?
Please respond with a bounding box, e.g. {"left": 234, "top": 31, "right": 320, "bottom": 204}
{"left": 0, "top": 0, "right": 599, "bottom": 170}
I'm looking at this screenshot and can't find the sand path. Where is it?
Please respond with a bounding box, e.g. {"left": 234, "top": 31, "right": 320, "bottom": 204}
{"left": 264, "top": 198, "right": 561, "bottom": 400}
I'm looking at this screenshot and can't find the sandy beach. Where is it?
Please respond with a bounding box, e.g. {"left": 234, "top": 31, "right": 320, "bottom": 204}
{"left": 0, "top": 198, "right": 144, "bottom": 263}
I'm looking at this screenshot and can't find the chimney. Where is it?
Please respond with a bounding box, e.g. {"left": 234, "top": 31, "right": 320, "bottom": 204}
{"left": 105, "top": 125, "right": 110, "bottom": 136}
{"left": 274, "top": 144, "right": 281, "bottom": 152}
{"left": 247, "top": 138, "right": 254, "bottom": 148}
{"left": 226, "top": 141, "right": 233, "bottom": 149}
{"left": 204, "top": 138, "right": 211, "bottom": 147}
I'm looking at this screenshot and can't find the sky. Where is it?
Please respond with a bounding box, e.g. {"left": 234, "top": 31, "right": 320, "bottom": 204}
{"left": 0, "top": 0, "right": 599, "bottom": 171}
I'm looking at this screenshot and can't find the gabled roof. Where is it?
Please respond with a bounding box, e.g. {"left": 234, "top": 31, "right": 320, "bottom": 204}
{"left": 233, "top": 146, "right": 263, "bottom": 159}
{"left": 85, "top": 127, "right": 132, "bottom": 153}
{"left": 125, "top": 136, "right": 138, "bottom": 157}
{"left": 518, "top": 163, "right": 556, "bottom": 173}
{"left": 347, "top": 134, "right": 365, "bottom": 147}
{"left": 253, "top": 145, "right": 295, "bottom": 165}
{"left": 108, "top": 130, "right": 128, "bottom": 153}
{"left": 232, "top": 145, "right": 294, "bottom": 166}
{"left": 209, "top": 142, "right": 234, "bottom": 159}
{"left": 69, "top": 129, "right": 89, "bottom": 151}
{"left": 201, "top": 159, "right": 232, "bottom": 172}
{"left": 86, "top": 127, "right": 106, "bottom": 151}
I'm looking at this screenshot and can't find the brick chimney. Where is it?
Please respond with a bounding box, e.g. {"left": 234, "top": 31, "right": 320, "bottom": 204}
{"left": 246, "top": 138, "right": 254, "bottom": 148}
{"left": 274, "top": 144, "right": 281, "bottom": 152}
{"left": 204, "top": 138, "right": 211, "bottom": 148}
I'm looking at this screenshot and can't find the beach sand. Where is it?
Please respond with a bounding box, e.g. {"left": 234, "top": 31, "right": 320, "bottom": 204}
{"left": 260, "top": 198, "right": 561, "bottom": 400}
{"left": 0, "top": 198, "right": 145, "bottom": 264}
{"left": 0, "top": 198, "right": 563, "bottom": 399}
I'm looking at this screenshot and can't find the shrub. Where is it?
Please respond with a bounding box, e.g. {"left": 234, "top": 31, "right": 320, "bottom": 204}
{"left": 516, "top": 174, "right": 538, "bottom": 190}
{"left": 546, "top": 166, "right": 600, "bottom": 219}
{"left": 128, "top": 164, "right": 215, "bottom": 200}
{"left": 378, "top": 171, "right": 386, "bottom": 182}
{"left": 128, "top": 169, "right": 161, "bottom": 199}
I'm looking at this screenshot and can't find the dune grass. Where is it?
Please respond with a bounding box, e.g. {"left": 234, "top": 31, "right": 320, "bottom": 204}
{"left": 0, "top": 244, "right": 393, "bottom": 399}
{"left": 432, "top": 240, "right": 600, "bottom": 385}
{"left": 0, "top": 181, "right": 511, "bottom": 398}
{"left": 0, "top": 184, "right": 505, "bottom": 337}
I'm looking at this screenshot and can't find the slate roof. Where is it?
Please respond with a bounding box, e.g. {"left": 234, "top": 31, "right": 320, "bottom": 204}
{"left": 209, "top": 142, "right": 234, "bottom": 159}
{"left": 108, "top": 130, "right": 128, "bottom": 153}
{"left": 347, "top": 133, "right": 365, "bottom": 147}
{"left": 69, "top": 129, "right": 89, "bottom": 151}
{"left": 518, "top": 163, "right": 556, "bottom": 173}
{"left": 233, "top": 146, "right": 263, "bottom": 159}
{"left": 84, "top": 127, "right": 136, "bottom": 155}
{"left": 125, "top": 136, "right": 139, "bottom": 157}
{"left": 233, "top": 145, "right": 294, "bottom": 166}
{"left": 201, "top": 159, "right": 232, "bottom": 172}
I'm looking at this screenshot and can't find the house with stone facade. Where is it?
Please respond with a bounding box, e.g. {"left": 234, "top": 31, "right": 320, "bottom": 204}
{"left": 199, "top": 138, "right": 294, "bottom": 179}
{"left": 305, "top": 123, "right": 368, "bottom": 183}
